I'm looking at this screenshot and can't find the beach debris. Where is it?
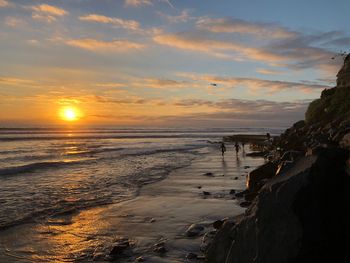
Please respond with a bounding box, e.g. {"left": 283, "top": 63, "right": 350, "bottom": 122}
{"left": 197, "top": 186, "right": 202, "bottom": 189}
{"left": 186, "top": 223, "right": 205, "bottom": 237}
{"left": 234, "top": 176, "right": 239, "bottom": 180}
{"left": 203, "top": 172, "right": 214, "bottom": 176}
{"left": 203, "top": 191, "right": 211, "bottom": 196}
{"left": 244, "top": 166, "right": 250, "bottom": 169}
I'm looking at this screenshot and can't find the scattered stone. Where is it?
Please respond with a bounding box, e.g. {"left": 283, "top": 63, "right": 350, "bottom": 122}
{"left": 135, "top": 256, "right": 145, "bottom": 262}
{"left": 153, "top": 246, "right": 167, "bottom": 254}
{"left": 150, "top": 218, "right": 156, "bottom": 223}
{"left": 110, "top": 239, "right": 130, "bottom": 257}
{"left": 234, "top": 177, "right": 238, "bottom": 180}
{"left": 203, "top": 191, "right": 211, "bottom": 196}
{"left": 92, "top": 252, "right": 104, "bottom": 261}
{"left": 203, "top": 172, "right": 214, "bottom": 176}
{"left": 244, "top": 166, "right": 250, "bottom": 169}
{"left": 186, "top": 252, "right": 198, "bottom": 260}
{"left": 153, "top": 241, "right": 167, "bottom": 254}
{"left": 235, "top": 190, "right": 248, "bottom": 198}
{"left": 186, "top": 223, "right": 205, "bottom": 237}
{"left": 197, "top": 186, "right": 202, "bottom": 189}
{"left": 213, "top": 220, "right": 224, "bottom": 230}
{"left": 239, "top": 201, "right": 251, "bottom": 208}
{"left": 229, "top": 189, "right": 236, "bottom": 195}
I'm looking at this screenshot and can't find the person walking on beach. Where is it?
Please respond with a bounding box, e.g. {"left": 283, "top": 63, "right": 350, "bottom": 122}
{"left": 234, "top": 142, "right": 241, "bottom": 155}
{"left": 220, "top": 142, "right": 226, "bottom": 157}
{"left": 266, "top": 132, "right": 271, "bottom": 141}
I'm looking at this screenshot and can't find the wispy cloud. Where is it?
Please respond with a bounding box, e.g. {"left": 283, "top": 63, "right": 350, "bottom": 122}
{"left": 256, "top": 68, "right": 284, "bottom": 75}
{"left": 196, "top": 17, "right": 297, "bottom": 39}
{"left": 0, "top": 77, "right": 37, "bottom": 87}
{"left": 0, "top": 0, "right": 10, "bottom": 7}
{"left": 30, "top": 4, "right": 68, "bottom": 23}
{"left": 158, "top": 9, "right": 192, "bottom": 23}
{"left": 125, "top": 0, "right": 174, "bottom": 8}
{"left": 153, "top": 25, "right": 344, "bottom": 75}
{"left": 65, "top": 38, "right": 145, "bottom": 52}
{"left": 4, "top": 16, "right": 25, "bottom": 27}
{"left": 79, "top": 14, "right": 140, "bottom": 31}
{"left": 153, "top": 32, "right": 286, "bottom": 62}
{"left": 124, "top": 0, "right": 152, "bottom": 7}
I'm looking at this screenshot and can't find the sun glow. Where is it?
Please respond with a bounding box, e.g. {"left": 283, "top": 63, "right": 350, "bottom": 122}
{"left": 59, "top": 107, "right": 81, "bottom": 122}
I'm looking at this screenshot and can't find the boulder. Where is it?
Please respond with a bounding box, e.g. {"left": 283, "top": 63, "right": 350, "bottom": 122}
{"left": 247, "top": 161, "right": 278, "bottom": 193}
{"left": 186, "top": 223, "right": 205, "bottom": 237}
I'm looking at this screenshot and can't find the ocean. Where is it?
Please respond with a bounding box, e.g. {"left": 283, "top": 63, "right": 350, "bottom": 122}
{"left": 0, "top": 127, "right": 282, "bottom": 231}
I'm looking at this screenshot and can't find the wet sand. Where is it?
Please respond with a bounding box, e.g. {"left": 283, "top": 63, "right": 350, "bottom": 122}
{"left": 0, "top": 147, "right": 265, "bottom": 262}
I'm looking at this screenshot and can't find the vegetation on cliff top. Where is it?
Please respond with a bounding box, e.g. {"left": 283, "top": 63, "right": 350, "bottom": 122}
{"left": 305, "top": 86, "right": 350, "bottom": 124}
{"left": 305, "top": 54, "right": 350, "bottom": 124}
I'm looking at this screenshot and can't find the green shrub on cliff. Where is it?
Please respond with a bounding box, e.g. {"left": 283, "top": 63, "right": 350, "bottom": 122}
{"left": 305, "top": 87, "right": 350, "bottom": 124}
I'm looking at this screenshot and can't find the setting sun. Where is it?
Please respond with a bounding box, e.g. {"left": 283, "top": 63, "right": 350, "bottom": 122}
{"left": 59, "top": 107, "right": 81, "bottom": 122}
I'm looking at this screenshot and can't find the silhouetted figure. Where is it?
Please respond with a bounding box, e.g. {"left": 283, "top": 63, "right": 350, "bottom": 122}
{"left": 266, "top": 132, "right": 271, "bottom": 141}
{"left": 234, "top": 142, "right": 241, "bottom": 155}
{"left": 220, "top": 142, "right": 226, "bottom": 157}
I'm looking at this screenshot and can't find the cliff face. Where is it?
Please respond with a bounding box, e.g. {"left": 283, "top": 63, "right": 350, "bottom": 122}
{"left": 206, "top": 57, "right": 350, "bottom": 263}
{"left": 337, "top": 54, "right": 350, "bottom": 88}
{"left": 306, "top": 55, "right": 350, "bottom": 125}
{"left": 207, "top": 149, "right": 350, "bottom": 263}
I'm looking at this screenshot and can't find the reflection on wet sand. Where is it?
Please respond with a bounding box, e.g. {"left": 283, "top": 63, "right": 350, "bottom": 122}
{"left": 35, "top": 206, "right": 121, "bottom": 262}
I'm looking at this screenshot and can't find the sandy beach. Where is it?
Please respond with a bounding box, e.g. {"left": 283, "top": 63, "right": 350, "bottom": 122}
{"left": 0, "top": 146, "right": 265, "bottom": 262}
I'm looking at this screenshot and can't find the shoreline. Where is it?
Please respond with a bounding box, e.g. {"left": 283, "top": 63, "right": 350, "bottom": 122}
{"left": 0, "top": 145, "right": 265, "bottom": 262}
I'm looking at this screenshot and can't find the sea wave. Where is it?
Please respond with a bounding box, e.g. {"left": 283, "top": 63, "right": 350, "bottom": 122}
{"left": 0, "top": 159, "right": 95, "bottom": 176}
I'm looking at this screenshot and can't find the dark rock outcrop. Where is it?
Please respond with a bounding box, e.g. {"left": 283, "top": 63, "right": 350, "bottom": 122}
{"left": 247, "top": 161, "right": 277, "bottom": 193}
{"left": 206, "top": 148, "right": 350, "bottom": 263}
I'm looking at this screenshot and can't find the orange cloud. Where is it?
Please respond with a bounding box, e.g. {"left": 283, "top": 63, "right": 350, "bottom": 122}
{"left": 65, "top": 38, "right": 145, "bottom": 52}
{"left": 30, "top": 4, "right": 68, "bottom": 22}
{"left": 79, "top": 14, "right": 140, "bottom": 30}
{"left": 0, "top": 0, "right": 9, "bottom": 7}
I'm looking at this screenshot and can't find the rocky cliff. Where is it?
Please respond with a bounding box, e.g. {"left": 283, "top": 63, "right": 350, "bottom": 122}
{"left": 206, "top": 56, "right": 350, "bottom": 263}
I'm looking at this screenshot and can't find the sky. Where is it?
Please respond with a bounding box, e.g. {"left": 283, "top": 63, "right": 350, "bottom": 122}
{"left": 0, "top": 0, "right": 349, "bottom": 128}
